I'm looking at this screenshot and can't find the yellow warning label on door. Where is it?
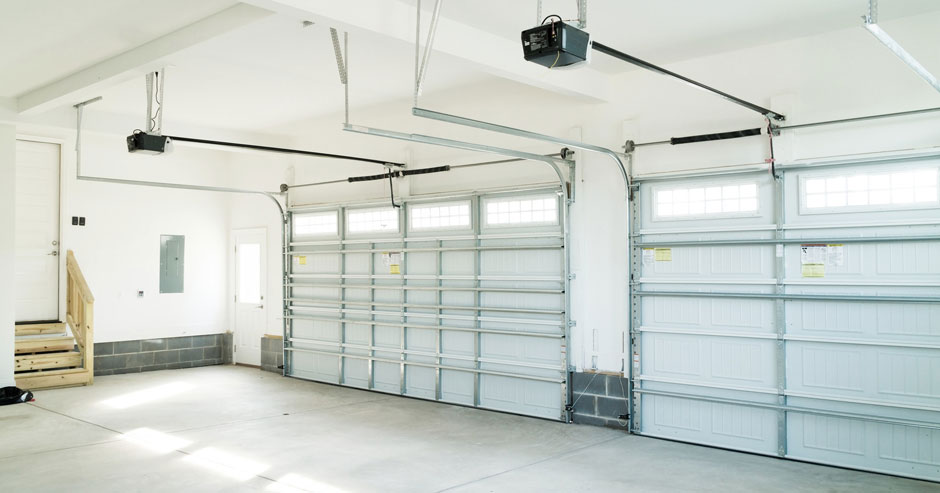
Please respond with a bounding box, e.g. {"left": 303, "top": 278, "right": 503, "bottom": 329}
{"left": 654, "top": 248, "right": 672, "bottom": 262}
{"left": 802, "top": 264, "right": 825, "bottom": 277}
{"left": 390, "top": 264, "right": 401, "bottom": 275}
{"left": 297, "top": 255, "right": 307, "bottom": 265}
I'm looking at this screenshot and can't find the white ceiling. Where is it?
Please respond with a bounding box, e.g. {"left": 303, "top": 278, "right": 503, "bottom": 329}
{"left": 88, "top": 15, "right": 491, "bottom": 132}
{"left": 408, "top": 0, "right": 940, "bottom": 74}
{"left": 3, "top": 0, "right": 940, "bottom": 134}
{"left": 0, "top": 0, "right": 237, "bottom": 96}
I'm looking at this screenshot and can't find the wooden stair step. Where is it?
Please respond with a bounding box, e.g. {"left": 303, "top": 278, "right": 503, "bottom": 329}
{"left": 15, "top": 322, "right": 67, "bottom": 336}
{"left": 15, "top": 351, "right": 82, "bottom": 372}
{"left": 15, "top": 336, "right": 75, "bottom": 354}
{"left": 15, "top": 368, "right": 92, "bottom": 390}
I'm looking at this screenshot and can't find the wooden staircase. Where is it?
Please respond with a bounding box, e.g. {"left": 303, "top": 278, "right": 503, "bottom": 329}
{"left": 14, "top": 251, "right": 95, "bottom": 390}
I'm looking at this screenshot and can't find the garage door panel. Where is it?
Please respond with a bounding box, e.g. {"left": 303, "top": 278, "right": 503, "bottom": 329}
{"left": 788, "top": 342, "right": 940, "bottom": 410}
{"left": 480, "top": 376, "right": 560, "bottom": 419}
{"left": 641, "top": 333, "right": 776, "bottom": 390}
{"left": 642, "top": 245, "right": 774, "bottom": 279}
{"left": 788, "top": 300, "right": 940, "bottom": 341}
{"left": 640, "top": 394, "right": 779, "bottom": 455}
{"left": 787, "top": 413, "right": 940, "bottom": 480}
{"left": 441, "top": 370, "right": 474, "bottom": 405}
{"left": 642, "top": 296, "right": 775, "bottom": 334}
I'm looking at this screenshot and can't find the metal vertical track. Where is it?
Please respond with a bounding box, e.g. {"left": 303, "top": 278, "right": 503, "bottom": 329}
{"left": 399, "top": 205, "right": 408, "bottom": 395}
{"left": 435, "top": 237, "right": 443, "bottom": 400}
{"left": 561, "top": 185, "right": 573, "bottom": 422}
{"left": 368, "top": 230, "right": 376, "bottom": 390}
{"left": 283, "top": 210, "right": 292, "bottom": 376}
{"left": 628, "top": 187, "right": 641, "bottom": 433}
{"left": 472, "top": 196, "right": 482, "bottom": 407}
{"left": 773, "top": 168, "right": 788, "bottom": 456}
{"left": 338, "top": 210, "right": 348, "bottom": 384}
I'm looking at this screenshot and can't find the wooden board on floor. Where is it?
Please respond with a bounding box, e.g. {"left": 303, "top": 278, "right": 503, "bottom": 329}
{"left": 15, "top": 336, "right": 75, "bottom": 354}
{"left": 15, "top": 351, "right": 82, "bottom": 371}
{"left": 15, "top": 323, "right": 66, "bottom": 336}
{"left": 15, "top": 368, "right": 92, "bottom": 390}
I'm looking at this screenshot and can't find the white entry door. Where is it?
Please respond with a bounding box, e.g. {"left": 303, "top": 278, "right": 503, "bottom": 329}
{"left": 15, "top": 140, "right": 60, "bottom": 322}
{"left": 234, "top": 229, "right": 267, "bottom": 365}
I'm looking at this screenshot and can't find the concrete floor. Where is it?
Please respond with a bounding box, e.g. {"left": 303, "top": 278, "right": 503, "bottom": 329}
{"left": 1, "top": 366, "right": 936, "bottom": 492}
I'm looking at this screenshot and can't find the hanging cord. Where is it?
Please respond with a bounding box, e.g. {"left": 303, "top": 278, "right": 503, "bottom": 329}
{"left": 387, "top": 167, "right": 401, "bottom": 208}
{"left": 766, "top": 117, "right": 777, "bottom": 177}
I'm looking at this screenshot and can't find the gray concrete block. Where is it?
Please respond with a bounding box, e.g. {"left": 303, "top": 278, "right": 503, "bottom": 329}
{"left": 222, "top": 333, "right": 234, "bottom": 365}
{"left": 126, "top": 352, "right": 155, "bottom": 369}
{"left": 179, "top": 348, "right": 203, "bottom": 362}
{"left": 95, "top": 355, "right": 128, "bottom": 371}
{"left": 177, "top": 361, "right": 194, "bottom": 369}
{"left": 140, "top": 364, "right": 167, "bottom": 373}
{"left": 113, "top": 340, "right": 141, "bottom": 354}
{"left": 192, "top": 334, "right": 218, "bottom": 348}
{"left": 154, "top": 350, "right": 180, "bottom": 365}
{"left": 94, "top": 342, "right": 114, "bottom": 356}
{"left": 571, "top": 372, "right": 607, "bottom": 396}
{"left": 167, "top": 337, "right": 192, "bottom": 350}
{"left": 606, "top": 376, "right": 629, "bottom": 398}
{"left": 94, "top": 369, "right": 114, "bottom": 376}
{"left": 141, "top": 339, "right": 167, "bottom": 352}
{"left": 261, "top": 351, "right": 276, "bottom": 367}
{"left": 112, "top": 367, "right": 142, "bottom": 375}
{"left": 596, "top": 395, "right": 629, "bottom": 419}
{"left": 575, "top": 395, "right": 598, "bottom": 416}
{"left": 203, "top": 346, "right": 221, "bottom": 360}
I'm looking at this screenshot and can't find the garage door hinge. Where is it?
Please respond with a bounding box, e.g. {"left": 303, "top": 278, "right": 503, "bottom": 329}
{"left": 567, "top": 320, "right": 577, "bottom": 327}
{"left": 568, "top": 273, "right": 576, "bottom": 280}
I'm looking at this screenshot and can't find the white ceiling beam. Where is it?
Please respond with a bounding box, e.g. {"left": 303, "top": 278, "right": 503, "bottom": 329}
{"left": 16, "top": 3, "right": 273, "bottom": 115}
{"left": 243, "top": 0, "right": 613, "bottom": 103}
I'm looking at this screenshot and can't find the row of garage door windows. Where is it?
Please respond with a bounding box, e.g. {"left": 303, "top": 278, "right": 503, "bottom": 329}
{"left": 293, "top": 193, "right": 560, "bottom": 237}
{"left": 654, "top": 165, "right": 939, "bottom": 219}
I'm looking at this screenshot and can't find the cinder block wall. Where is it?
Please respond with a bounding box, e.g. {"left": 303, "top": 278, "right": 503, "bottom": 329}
{"left": 261, "top": 335, "right": 283, "bottom": 373}
{"left": 94, "top": 334, "right": 225, "bottom": 375}
{"left": 569, "top": 372, "right": 630, "bottom": 429}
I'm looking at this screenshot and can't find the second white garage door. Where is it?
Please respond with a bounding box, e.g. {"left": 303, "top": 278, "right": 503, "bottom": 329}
{"left": 631, "top": 153, "right": 940, "bottom": 482}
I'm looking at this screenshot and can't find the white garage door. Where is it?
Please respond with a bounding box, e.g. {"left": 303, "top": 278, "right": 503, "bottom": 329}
{"left": 630, "top": 153, "right": 940, "bottom": 481}
{"left": 284, "top": 187, "right": 570, "bottom": 420}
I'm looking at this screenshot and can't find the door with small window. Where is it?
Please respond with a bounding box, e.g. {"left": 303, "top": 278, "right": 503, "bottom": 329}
{"left": 285, "top": 188, "right": 570, "bottom": 420}
{"left": 233, "top": 228, "right": 267, "bottom": 366}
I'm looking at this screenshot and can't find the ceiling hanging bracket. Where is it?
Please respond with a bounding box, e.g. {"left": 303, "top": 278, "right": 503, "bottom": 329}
{"left": 145, "top": 68, "right": 168, "bottom": 135}
{"left": 862, "top": 0, "right": 940, "bottom": 93}
{"left": 414, "top": 0, "right": 444, "bottom": 105}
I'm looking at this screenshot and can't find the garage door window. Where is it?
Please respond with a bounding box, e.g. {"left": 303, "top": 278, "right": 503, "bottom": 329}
{"left": 409, "top": 201, "right": 471, "bottom": 231}
{"left": 293, "top": 211, "right": 338, "bottom": 236}
{"left": 484, "top": 195, "right": 557, "bottom": 226}
{"left": 801, "top": 167, "right": 939, "bottom": 213}
{"left": 653, "top": 182, "right": 758, "bottom": 220}
{"left": 347, "top": 207, "right": 399, "bottom": 234}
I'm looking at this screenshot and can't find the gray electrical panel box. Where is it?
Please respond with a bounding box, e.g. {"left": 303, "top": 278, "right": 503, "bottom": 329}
{"left": 160, "top": 235, "right": 185, "bottom": 293}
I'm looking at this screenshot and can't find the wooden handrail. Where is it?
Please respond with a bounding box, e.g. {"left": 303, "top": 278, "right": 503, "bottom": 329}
{"left": 66, "top": 250, "right": 94, "bottom": 303}
{"left": 66, "top": 250, "right": 94, "bottom": 384}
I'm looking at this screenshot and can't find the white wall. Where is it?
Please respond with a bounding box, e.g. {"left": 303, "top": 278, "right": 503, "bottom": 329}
{"left": 63, "top": 131, "right": 233, "bottom": 343}
{"left": 0, "top": 123, "right": 16, "bottom": 386}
